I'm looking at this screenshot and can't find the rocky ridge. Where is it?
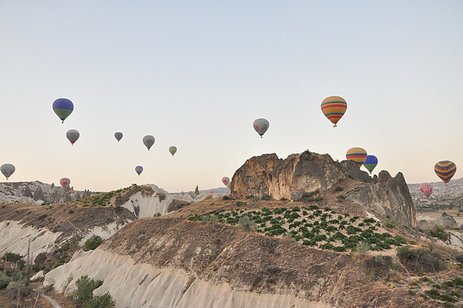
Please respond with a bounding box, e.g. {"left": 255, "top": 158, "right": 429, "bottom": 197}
{"left": 231, "top": 151, "right": 416, "bottom": 227}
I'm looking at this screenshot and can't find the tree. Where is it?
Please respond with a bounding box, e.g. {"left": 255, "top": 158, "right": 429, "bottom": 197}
{"left": 194, "top": 186, "right": 199, "bottom": 195}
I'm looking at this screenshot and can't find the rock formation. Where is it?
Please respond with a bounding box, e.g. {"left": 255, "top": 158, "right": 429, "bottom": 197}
{"left": 231, "top": 151, "right": 416, "bottom": 227}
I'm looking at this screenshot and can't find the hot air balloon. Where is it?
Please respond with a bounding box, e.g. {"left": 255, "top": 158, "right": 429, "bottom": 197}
{"left": 321, "top": 96, "right": 347, "bottom": 127}
{"left": 363, "top": 155, "right": 378, "bottom": 174}
{"left": 222, "top": 177, "right": 230, "bottom": 186}
{"left": 66, "top": 129, "right": 80, "bottom": 145}
{"left": 346, "top": 147, "right": 367, "bottom": 167}
{"left": 253, "top": 118, "right": 270, "bottom": 138}
{"left": 434, "top": 160, "right": 457, "bottom": 185}
{"left": 114, "top": 132, "right": 123, "bottom": 142}
{"left": 169, "top": 146, "right": 177, "bottom": 156}
{"left": 60, "top": 177, "right": 71, "bottom": 188}
{"left": 143, "top": 135, "right": 155, "bottom": 151}
{"left": 1, "top": 163, "right": 15, "bottom": 180}
{"left": 135, "top": 166, "right": 143, "bottom": 176}
{"left": 419, "top": 183, "right": 433, "bottom": 198}
{"left": 52, "top": 98, "right": 74, "bottom": 123}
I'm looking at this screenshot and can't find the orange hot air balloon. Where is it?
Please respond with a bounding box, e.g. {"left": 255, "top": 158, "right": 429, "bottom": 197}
{"left": 321, "top": 96, "right": 347, "bottom": 127}
{"left": 346, "top": 147, "right": 367, "bottom": 167}
{"left": 434, "top": 161, "right": 457, "bottom": 185}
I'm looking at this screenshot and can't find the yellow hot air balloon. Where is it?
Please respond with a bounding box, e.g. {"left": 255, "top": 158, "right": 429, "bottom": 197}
{"left": 321, "top": 96, "right": 347, "bottom": 127}
{"left": 346, "top": 147, "right": 367, "bottom": 167}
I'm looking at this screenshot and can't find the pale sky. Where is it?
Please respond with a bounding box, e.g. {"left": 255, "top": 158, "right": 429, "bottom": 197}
{"left": 0, "top": 1, "right": 462, "bottom": 192}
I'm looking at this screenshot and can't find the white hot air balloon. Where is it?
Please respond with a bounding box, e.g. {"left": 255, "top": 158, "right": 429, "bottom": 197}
{"left": 66, "top": 129, "right": 80, "bottom": 145}
{"left": 253, "top": 118, "right": 270, "bottom": 138}
{"left": 143, "top": 135, "right": 155, "bottom": 151}
{"left": 1, "top": 163, "right": 16, "bottom": 180}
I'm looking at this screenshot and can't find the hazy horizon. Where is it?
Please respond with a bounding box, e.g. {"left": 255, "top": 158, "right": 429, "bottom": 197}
{"left": 1, "top": 1, "right": 462, "bottom": 192}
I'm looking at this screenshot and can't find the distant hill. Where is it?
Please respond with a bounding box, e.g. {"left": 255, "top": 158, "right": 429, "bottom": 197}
{"left": 0, "top": 181, "right": 92, "bottom": 205}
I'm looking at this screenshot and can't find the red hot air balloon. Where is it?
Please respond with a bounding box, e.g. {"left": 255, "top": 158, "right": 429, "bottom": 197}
{"left": 222, "top": 177, "right": 230, "bottom": 186}
{"left": 60, "top": 178, "right": 71, "bottom": 188}
{"left": 419, "top": 183, "right": 433, "bottom": 198}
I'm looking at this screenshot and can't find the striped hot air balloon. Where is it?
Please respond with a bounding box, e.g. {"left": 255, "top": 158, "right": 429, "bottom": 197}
{"left": 434, "top": 160, "right": 457, "bottom": 185}
{"left": 321, "top": 96, "right": 347, "bottom": 127}
{"left": 346, "top": 147, "right": 367, "bottom": 167}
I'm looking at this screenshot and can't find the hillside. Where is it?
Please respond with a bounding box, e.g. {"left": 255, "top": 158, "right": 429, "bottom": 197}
{"left": 44, "top": 198, "right": 463, "bottom": 307}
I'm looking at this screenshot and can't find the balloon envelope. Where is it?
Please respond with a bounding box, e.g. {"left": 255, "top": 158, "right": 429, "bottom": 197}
{"left": 114, "top": 132, "right": 123, "bottom": 142}
{"left": 60, "top": 178, "right": 71, "bottom": 188}
{"left": 1, "top": 163, "right": 15, "bottom": 180}
{"left": 222, "top": 177, "right": 230, "bottom": 186}
{"left": 363, "top": 155, "right": 378, "bottom": 174}
{"left": 346, "top": 147, "right": 367, "bottom": 167}
{"left": 419, "top": 183, "right": 433, "bottom": 198}
{"left": 321, "top": 96, "right": 347, "bottom": 127}
{"left": 169, "top": 146, "right": 177, "bottom": 156}
{"left": 253, "top": 118, "right": 270, "bottom": 138}
{"left": 66, "top": 129, "right": 80, "bottom": 145}
{"left": 135, "top": 166, "right": 143, "bottom": 176}
{"left": 52, "top": 98, "right": 74, "bottom": 123}
{"left": 434, "top": 160, "right": 457, "bottom": 184}
{"left": 143, "top": 135, "right": 155, "bottom": 150}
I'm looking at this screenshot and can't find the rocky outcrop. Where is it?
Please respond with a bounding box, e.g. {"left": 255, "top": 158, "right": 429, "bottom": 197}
{"left": 231, "top": 151, "right": 416, "bottom": 227}
{"left": 345, "top": 171, "right": 416, "bottom": 227}
{"left": 418, "top": 213, "right": 458, "bottom": 231}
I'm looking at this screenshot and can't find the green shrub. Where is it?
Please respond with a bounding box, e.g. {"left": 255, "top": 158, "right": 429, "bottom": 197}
{"left": 84, "top": 293, "right": 115, "bottom": 308}
{"left": 73, "top": 276, "right": 103, "bottom": 305}
{"left": 397, "top": 246, "right": 447, "bottom": 274}
{"left": 364, "top": 255, "right": 393, "bottom": 279}
{"left": 6, "top": 280, "right": 32, "bottom": 299}
{"left": 0, "top": 272, "right": 10, "bottom": 290}
{"left": 385, "top": 222, "right": 395, "bottom": 228}
{"left": 354, "top": 242, "right": 370, "bottom": 254}
{"left": 3, "top": 252, "right": 22, "bottom": 263}
{"left": 234, "top": 201, "right": 246, "bottom": 207}
{"left": 428, "top": 225, "right": 450, "bottom": 242}
{"left": 84, "top": 235, "right": 103, "bottom": 251}
{"left": 222, "top": 195, "right": 232, "bottom": 200}
{"left": 261, "top": 194, "right": 272, "bottom": 201}
{"left": 238, "top": 216, "right": 256, "bottom": 232}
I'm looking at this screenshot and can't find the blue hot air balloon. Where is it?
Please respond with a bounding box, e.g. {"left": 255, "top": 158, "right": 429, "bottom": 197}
{"left": 363, "top": 155, "right": 378, "bottom": 174}
{"left": 52, "top": 98, "right": 74, "bottom": 123}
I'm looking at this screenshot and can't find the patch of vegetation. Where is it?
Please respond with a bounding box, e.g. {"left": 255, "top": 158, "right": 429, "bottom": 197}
{"left": 73, "top": 275, "right": 104, "bottom": 305}
{"left": 84, "top": 293, "right": 115, "bottom": 308}
{"left": 298, "top": 190, "right": 323, "bottom": 203}
{"left": 83, "top": 235, "right": 103, "bottom": 251}
{"left": 261, "top": 194, "right": 272, "bottom": 201}
{"left": 397, "top": 246, "right": 447, "bottom": 274}
{"left": 238, "top": 216, "right": 256, "bottom": 232}
{"left": 364, "top": 255, "right": 393, "bottom": 279}
{"left": 235, "top": 201, "right": 247, "bottom": 206}
{"left": 82, "top": 191, "right": 115, "bottom": 207}
{"left": 188, "top": 206, "right": 403, "bottom": 253}
{"left": 428, "top": 225, "right": 450, "bottom": 242}
{"left": 222, "top": 195, "right": 233, "bottom": 200}
{"left": 0, "top": 272, "right": 11, "bottom": 289}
